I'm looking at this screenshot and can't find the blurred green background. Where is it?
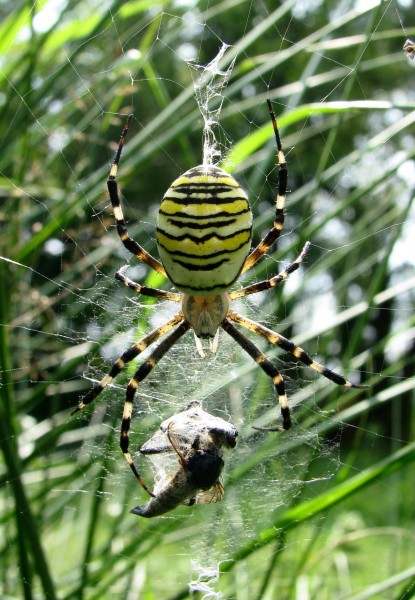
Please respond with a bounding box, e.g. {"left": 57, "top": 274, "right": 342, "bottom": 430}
{"left": 1, "top": 0, "right": 415, "bottom": 598}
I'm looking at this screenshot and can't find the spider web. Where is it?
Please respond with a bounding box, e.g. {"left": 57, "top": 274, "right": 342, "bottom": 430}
{"left": 1, "top": 1, "right": 415, "bottom": 599}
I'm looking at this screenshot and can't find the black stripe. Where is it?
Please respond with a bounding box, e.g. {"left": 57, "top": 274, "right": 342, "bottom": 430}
{"left": 109, "top": 363, "right": 123, "bottom": 378}
{"left": 322, "top": 368, "right": 347, "bottom": 385}
{"left": 156, "top": 227, "right": 252, "bottom": 244}
{"left": 107, "top": 179, "right": 120, "bottom": 208}
{"left": 166, "top": 218, "right": 237, "bottom": 230}
{"left": 172, "top": 258, "right": 229, "bottom": 271}
{"left": 258, "top": 358, "right": 280, "bottom": 379}
{"left": 173, "top": 183, "right": 238, "bottom": 192}
{"left": 297, "top": 351, "right": 312, "bottom": 366}
{"left": 120, "top": 421, "right": 131, "bottom": 452}
{"left": 281, "top": 407, "right": 291, "bottom": 430}
{"left": 80, "top": 384, "right": 104, "bottom": 406}
{"left": 158, "top": 237, "right": 251, "bottom": 259}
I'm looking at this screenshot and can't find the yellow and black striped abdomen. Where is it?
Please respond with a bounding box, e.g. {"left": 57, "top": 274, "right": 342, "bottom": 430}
{"left": 156, "top": 165, "right": 252, "bottom": 295}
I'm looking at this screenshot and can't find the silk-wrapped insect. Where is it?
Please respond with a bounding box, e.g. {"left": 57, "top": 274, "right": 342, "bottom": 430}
{"left": 131, "top": 401, "right": 237, "bottom": 518}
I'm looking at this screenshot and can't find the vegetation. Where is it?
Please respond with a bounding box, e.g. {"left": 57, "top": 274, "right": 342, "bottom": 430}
{"left": 1, "top": 0, "right": 414, "bottom": 598}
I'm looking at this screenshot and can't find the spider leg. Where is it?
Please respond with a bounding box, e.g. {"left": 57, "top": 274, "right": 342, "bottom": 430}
{"left": 221, "top": 318, "right": 290, "bottom": 430}
{"left": 228, "top": 310, "right": 366, "bottom": 389}
{"left": 242, "top": 99, "right": 287, "bottom": 275}
{"left": 120, "top": 320, "right": 191, "bottom": 493}
{"left": 230, "top": 242, "right": 310, "bottom": 301}
{"left": 107, "top": 115, "right": 167, "bottom": 277}
{"left": 72, "top": 312, "right": 184, "bottom": 415}
{"left": 115, "top": 265, "right": 182, "bottom": 302}
{"left": 166, "top": 423, "right": 187, "bottom": 466}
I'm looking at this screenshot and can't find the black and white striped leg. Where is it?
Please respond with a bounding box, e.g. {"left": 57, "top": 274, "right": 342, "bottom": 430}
{"left": 71, "top": 312, "right": 185, "bottom": 415}
{"left": 230, "top": 242, "right": 311, "bottom": 301}
{"left": 221, "top": 318, "right": 291, "bottom": 430}
{"left": 242, "top": 99, "right": 288, "bottom": 275}
{"left": 120, "top": 320, "right": 191, "bottom": 493}
{"left": 115, "top": 265, "right": 182, "bottom": 302}
{"left": 107, "top": 115, "right": 167, "bottom": 277}
{"left": 228, "top": 310, "right": 365, "bottom": 389}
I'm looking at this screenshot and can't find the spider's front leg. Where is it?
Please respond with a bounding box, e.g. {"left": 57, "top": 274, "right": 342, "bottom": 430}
{"left": 107, "top": 115, "right": 167, "bottom": 277}
{"left": 241, "top": 99, "right": 288, "bottom": 275}
{"left": 115, "top": 265, "right": 182, "bottom": 302}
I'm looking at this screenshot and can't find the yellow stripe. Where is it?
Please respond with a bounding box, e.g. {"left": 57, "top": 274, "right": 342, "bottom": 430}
{"left": 309, "top": 361, "right": 325, "bottom": 374}
{"left": 172, "top": 174, "right": 241, "bottom": 187}
{"left": 160, "top": 198, "right": 249, "bottom": 216}
{"left": 279, "top": 394, "right": 288, "bottom": 409}
{"left": 123, "top": 401, "right": 133, "bottom": 420}
{"left": 101, "top": 374, "right": 113, "bottom": 387}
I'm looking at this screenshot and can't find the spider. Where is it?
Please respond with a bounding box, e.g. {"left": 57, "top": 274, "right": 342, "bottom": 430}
{"left": 131, "top": 401, "right": 238, "bottom": 517}
{"left": 73, "top": 99, "right": 365, "bottom": 494}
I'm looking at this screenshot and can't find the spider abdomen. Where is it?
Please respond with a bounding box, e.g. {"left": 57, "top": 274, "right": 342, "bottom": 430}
{"left": 156, "top": 165, "right": 252, "bottom": 295}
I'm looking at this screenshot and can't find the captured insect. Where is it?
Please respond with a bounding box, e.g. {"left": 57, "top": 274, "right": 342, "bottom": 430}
{"left": 396, "top": 9, "right": 415, "bottom": 62}
{"left": 73, "top": 99, "right": 365, "bottom": 492}
{"left": 403, "top": 38, "right": 415, "bottom": 61}
{"left": 131, "top": 401, "right": 238, "bottom": 517}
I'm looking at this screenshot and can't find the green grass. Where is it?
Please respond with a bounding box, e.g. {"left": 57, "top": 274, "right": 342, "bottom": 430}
{"left": 1, "top": 0, "right": 415, "bottom": 598}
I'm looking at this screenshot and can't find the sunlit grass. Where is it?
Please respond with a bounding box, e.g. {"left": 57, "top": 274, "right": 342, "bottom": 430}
{"left": 1, "top": 0, "right": 415, "bottom": 598}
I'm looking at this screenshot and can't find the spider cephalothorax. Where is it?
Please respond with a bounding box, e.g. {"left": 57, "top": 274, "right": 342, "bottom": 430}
{"left": 73, "top": 100, "right": 365, "bottom": 495}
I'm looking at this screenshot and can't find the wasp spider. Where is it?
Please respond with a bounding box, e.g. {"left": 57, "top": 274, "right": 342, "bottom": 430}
{"left": 73, "top": 100, "right": 365, "bottom": 496}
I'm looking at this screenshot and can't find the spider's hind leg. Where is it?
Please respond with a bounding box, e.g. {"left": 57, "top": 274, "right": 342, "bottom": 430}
{"left": 72, "top": 313, "right": 184, "bottom": 414}
{"left": 229, "top": 311, "right": 366, "bottom": 389}
{"left": 120, "top": 320, "right": 191, "bottom": 494}
{"left": 221, "top": 318, "right": 291, "bottom": 430}
{"left": 115, "top": 265, "right": 181, "bottom": 302}
{"left": 223, "top": 309, "right": 367, "bottom": 431}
